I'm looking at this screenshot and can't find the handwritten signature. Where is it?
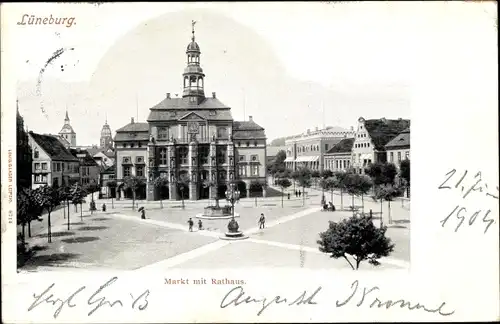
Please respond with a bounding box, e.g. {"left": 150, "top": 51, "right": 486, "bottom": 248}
{"left": 220, "top": 285, "right": 322, "bottom": 316}
{"left": 220, "top": 280, "right": 455, "bottom": 317}
{"left": 438, "top": 170, "right": 497, "bottom": 233}
{"left": 27, "top": 277, "right": 150, "bottom": 319}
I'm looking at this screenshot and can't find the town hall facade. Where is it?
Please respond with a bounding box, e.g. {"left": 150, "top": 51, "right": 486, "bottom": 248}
{"left": 114, "top": 23, "right": 267, "bottom": 201}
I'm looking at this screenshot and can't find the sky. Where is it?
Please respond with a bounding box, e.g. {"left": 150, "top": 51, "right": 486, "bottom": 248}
{"left": 3, "top": 2, "right": 497, "bottom": 145}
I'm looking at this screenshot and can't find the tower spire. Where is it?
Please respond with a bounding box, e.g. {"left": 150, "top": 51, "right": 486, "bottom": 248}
{"left": 105, "top": 112, "right": 108, "bottom": 124}
{"left": 191, "top": 20, "right": 196, "bottom": 41}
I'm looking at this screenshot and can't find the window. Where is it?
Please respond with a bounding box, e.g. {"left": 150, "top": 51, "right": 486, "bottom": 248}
{"left": 237, "top": 142, "right": 241, "bottom": 146}
{"left": 138, "top": 143, "right": 142, "bottom": 148}
{"left": 41, "top": 163, "right": 47, "bottom": 170}
{"left": 219, "top": 171, "right": 226, "bottom": 180}
{"left": 123, "top": 156, "right": 131, "bottom": 164}
{"left": 123, "top": 166, "right": 131, "bottom": 177}
{"left": 397, "top": 152, "right": 402, "bottom": 162}
{"left": 62, "top": 163, "right": 65, "bottom": 172}
{"left": 251, "top": 155, "right": 258, "bottom": 162}
{"left": 405, "top": 151, "right": 410, "bottom": 160}
{"left": 325, "top": 144, "right": 329, "bottom": 151}
{"left": 53, "top": 163, "right": 56, "bottom": 170}
{"left": 130, "top": 143, "right": 135, "bottom": 148}
{"left": 123, "top": 143, "right": 128, "bottom": 148}
{"left": 335, "top": 160, "right": 339, "bottom": 169}
{"left": 367, "top": 143, "right": 370, "bottom": 147}
{"left": 246, "top": 142, "right": 250, "bottom": 147}
{"left": 239, "top": 155, "right": 245, "bottom": 162}
{"left": 136, "top": 166, "right": 144, "bottom": 177}
{"left": 158, "top": 127, "right": 169, "bottom": 140}
{"left": 238, "top": 165, "right": 246, "bottom": 177}
{"left": 34, "top": 163, "right": 40, "bottom": 170}
{"left": 199, "top": 146, "right": 209, "bottom": 164}
{"left": 217, "top": 127, "right": 227, "bottom": 138}
{"left": 34, "top": 149, "right": 39, "bottom": 158}
{"left": 390, "top": 152, "right": 394, "bottom": 162}
{"left": 254, "top": 141, "right": 257, "bottom": 146}
{"left": 217, "top": 147, "right": 227, "bottom": 164}
{"left": 136, "top": 156, "right": 144, "bottom": 163}
{"left": 159, "top": 148, "right": 167, "bottom": 165}
{"left": 251, "top": 165, "right": 259, "bottom": 176}
{"left": 178, "top": 146, "right": 188, "bottom": 165}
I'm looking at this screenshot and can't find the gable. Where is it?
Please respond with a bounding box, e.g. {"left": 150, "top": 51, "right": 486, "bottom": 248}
{"left": 178, "top": 111, "right": 206, "bottom": 122}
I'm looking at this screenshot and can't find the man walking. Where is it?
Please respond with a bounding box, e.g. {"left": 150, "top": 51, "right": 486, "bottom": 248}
{"left": 188, "top": 218, "right": 194, "bottom": 232}
{"left": 198, "top": 219, "right": 203, "bottom": 231}
{"left": 259, "top": 213, "right": 266, "bottom": 229}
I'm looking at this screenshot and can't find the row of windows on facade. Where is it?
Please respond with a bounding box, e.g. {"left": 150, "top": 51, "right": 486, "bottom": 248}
{"left": 354, "top": 142, "right": 370, "bottom": 148}
{"left": 389, "top": 151, "right": 410, "bottom": 162}
{"left": 325, "top": 159, "right": 351, "bottom": 170}
{"left": 122, "top": 165, "right": 260, "bottom": 179}
{"left": 122, "top": 152, "right": 260, "bottom": 166}
{"left": 286, "top": 160, "right": 321, "bottom": 170}
{"left": 357, "top": 133, "right": 367, "bottom": 138}
{"left": 34, "top": 162, "right": 78, "bottom": 173}
{"left": 290, "top": 144, "right": 329, "bottom": 155}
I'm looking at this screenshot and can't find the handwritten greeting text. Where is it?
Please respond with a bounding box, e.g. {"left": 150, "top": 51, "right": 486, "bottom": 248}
{"left": 27, "top": 277, "right": 150, "bottom": 319}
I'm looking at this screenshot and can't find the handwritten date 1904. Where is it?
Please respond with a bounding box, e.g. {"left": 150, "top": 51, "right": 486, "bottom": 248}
{"left": 440, "top": 205, "right": 495, "bottom": 234}
{"left": 27, "top": 277, "right": 150, "bottom": 319}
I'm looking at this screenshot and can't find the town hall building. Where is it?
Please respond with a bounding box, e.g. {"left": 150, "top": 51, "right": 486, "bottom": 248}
{"left": 114, "top": 23, "right": 267, "bottom": 201}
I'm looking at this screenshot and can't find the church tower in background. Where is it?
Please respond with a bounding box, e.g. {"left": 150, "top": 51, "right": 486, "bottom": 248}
{"left": 58, "top": 109, "right": 77, "bottom": 147}
{"left": 100, "top": 115, "right": 114, "bottom": 150}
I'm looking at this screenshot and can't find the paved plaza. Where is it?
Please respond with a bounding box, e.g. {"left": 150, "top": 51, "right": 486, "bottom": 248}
{"left": 18, "top": 190, "right": 410, "bottom": 272}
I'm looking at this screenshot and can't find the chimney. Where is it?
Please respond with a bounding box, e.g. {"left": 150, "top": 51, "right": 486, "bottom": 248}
{"left": 166, "top": 93, "right": 170, "bottom": 99}
{"left": 248, "top": 115, "right": 253, "bottom": 122}
{"left": 212, "top": 92, "right": 216, "bottom": 98}
{"left": 315, "top": 126, "right": 319, "bottom": 131}
{"left": 131, "top": 117, "right": 135, "bottom": 124}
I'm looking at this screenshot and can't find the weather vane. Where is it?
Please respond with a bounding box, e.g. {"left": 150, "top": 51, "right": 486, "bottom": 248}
{"left": 191, "top": 20, "right": 197, "bottom": 40}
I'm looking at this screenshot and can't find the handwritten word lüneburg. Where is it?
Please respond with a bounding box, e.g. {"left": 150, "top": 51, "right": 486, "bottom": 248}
{"left": 17, "top": 14, "right": 76, "bottom": 28}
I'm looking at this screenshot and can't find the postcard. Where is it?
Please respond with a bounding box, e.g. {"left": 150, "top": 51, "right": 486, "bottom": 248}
{"left": 1, "top": 1, "right": 498, "bottom": 323}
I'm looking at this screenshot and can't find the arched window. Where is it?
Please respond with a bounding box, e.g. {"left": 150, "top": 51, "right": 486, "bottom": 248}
{"left": 184, "top": 76, "right": 189, "bottom": 88}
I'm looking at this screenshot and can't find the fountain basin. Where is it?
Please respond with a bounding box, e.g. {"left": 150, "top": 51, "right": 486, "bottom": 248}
{"left": 195, "top": 213, "right": 240, "bottom": 220}
{"left": 219, "top": 231, "right": 248, "bottom": 241}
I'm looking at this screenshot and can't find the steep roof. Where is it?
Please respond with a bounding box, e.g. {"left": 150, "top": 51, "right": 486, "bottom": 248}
{"left": 385, "top": 126, "right": 410, "bottom": 149}
{"left": 114, "top": 122, "right": 149, "bottom": 141}
{"left": 148, "top": 108, "right": 233, "bottom": 122}
{"left": 326, "top": 137, "right": 355, "bottom": 154}
{"left": 364, "top": 119, "right": 410, "bottom": 151}
{"left": 232, "top": 120, "right": 266, "bottom": 140}
{"left": 29, "top": 132, "right": 78, "bottom": 161}
{"left": 151, "top": 97, "right": 229, "bottom": 110}
{"left": 69, "top": 148, "right": 99, "bottom": 166}
{"left": 102, "top": 164, "right": 115, "bottom": 174}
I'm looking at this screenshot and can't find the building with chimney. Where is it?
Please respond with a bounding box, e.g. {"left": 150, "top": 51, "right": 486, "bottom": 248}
{"left": 113, "top": 23, "right": 267, "bottom": 201}
{"left": 284, "top": 126, "right": 355, "bottom": 172}
{"left": 58, "top": 109, "right": 77, "bottom": 147}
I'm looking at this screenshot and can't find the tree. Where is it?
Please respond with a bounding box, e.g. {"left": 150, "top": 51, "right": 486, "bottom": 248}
{"left": 343, "top": 173, "right": 366, "bottom": 213}
{"left": 176, "top": 173, "right": 190, "bottom": 209}
{"left": 296, "top": 167, "right": 312, "bottom": 206}
{"left": 123, "top": 176, "right": 146, "bottom": 211}
{"left": 365, "top": 162, "right": 398, "bottom": 189}
{"left": 311, "top": 170, "right": 321, "bottom": 187}
{"left": 332, "top": 172, "right": 348, "bottom": 210}
{"left": 357, "top": 175, "right": 373, "bottom": 212}
{"left": 321, "top": 177, "right": 337, "bottom": 205}
{"left": 249, "top": 180, "right": 263, "bottom": 206}
{"left": 84, "top": 180, "right": 100, "bottom": 214}
{"left": 276, "top": 178, "right": 292, "bottom": 207}
{"left": 317, "top": 215, "right": 395, "bottom": 270}
{"left": 290, "top": 170, "right": 299, "bottom": 192}
{"left": 17, "top": 188, "right": 33, "bottom": 244}
{"left": 399, "top": 159, "right": 410, "bottom": 198}
{"left": 58, "top": 186, "right": 72, "bottom": 229}
{"left": 32, "top": 185, "right": 60, "bottom": 243}
{"left": 70, "top": 183, "right": 87, "bottom": 221}
{"left": 373, "top": 184, "right": 403, "bottom": 225}
{"left": 106, "top": 180, "right": 117, "bottom": 209}
{"left": 153, "top": 176, "right": 169, "bottom": 209}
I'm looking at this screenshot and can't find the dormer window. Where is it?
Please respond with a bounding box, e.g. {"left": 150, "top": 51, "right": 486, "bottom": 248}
{"left": 189, "top": 96, "right": 197, "bottom": 103}
{"left": 130, "top": 143, "right": 135, "bottom": 148}
{"left": 254, "top": 141, "right": 258, "bottom": 146}
{"left": 209, "top": 110, "right": 216, "bottom": 116}
{"left": 34, "top": 149, "right": 39, "bottom": 158}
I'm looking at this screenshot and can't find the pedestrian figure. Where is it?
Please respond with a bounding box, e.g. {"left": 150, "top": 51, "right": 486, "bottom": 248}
{"left": 188, "top": 218, "right": 194, "bottom": 232}
{"left": 259, "top": 213, "right": 266, "bottom": 229}
{"left": 298, "top": 190, "right": 301, "bottom": 197}
{"left": 295, "top": 190, "right": 298, "bottom": 197}
{"left": 102, "top": 203, "right": 106, "bottom": 212}
{"left": 287, "top": 192, "right": 290, "bottom": 200}
{"left": 198, "top": 219, "right": 203, "bottom": 231}
{"left": 138, "top": 206, "right": 146, "bottom": 219}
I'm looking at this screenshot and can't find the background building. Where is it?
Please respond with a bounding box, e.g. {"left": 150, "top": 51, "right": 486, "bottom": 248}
{"left": 351, "top": 117, "right": 410, "bottom": 174}
{"left": 284, "top": 126, "right": 355, "bottom": 171}
{"left": 385, "top": 126, "right": 410, "bottom": 168}
{"left": 70, "top": 148, "right": 100, "bottom": 186}
{"left": 323, "top": 137, "right": 354, "bottom": 172}
{"left": 28, "top": 132, "right": 80, "bottom": 188}
{"left": 100, "top": 118, "right": 114, "bottom": 150}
